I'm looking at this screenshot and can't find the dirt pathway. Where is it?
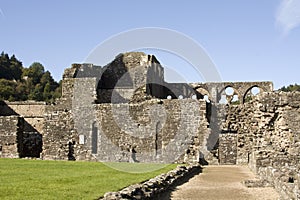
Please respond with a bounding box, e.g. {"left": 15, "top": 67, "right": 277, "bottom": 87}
{"left": 169, "top": 165, "right": 279, "bottom": 200}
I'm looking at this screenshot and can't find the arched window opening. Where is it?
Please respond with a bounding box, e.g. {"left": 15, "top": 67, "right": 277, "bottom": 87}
{"left": 243, "top": 86, "right": 261, "bottom": 103}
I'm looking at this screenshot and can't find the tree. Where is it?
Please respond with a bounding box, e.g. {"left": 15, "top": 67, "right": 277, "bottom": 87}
{"left": 0, "top": 52, "right": 23, "bottom": 80}
{"left": 29, "top": 84, "right": 44, "bottom": 101}
{"left": 0, "top": 52, "right": 12, "bottom": 79}
{"left": 43, "top": 82, "right": 52, "bottom": 101}
{"left": 279, "top": 84, "right": 300, "bottom": 92}
{"left": 23, "top": 62, "right": 45, "bottom": 85}
{"left": 9, "top": 55, "right": 23, "bottom": 80}
{"left": 0, "top": 79, "right": 16, "bottom": 100}
{"left": 0, "top": 52, "right": 61, "bottom": 102}
{"left": 15, "top": 81, "right": 28, "bottom": 101}
{"left": 52, "top": 80, "right": 62, "bottom": 100}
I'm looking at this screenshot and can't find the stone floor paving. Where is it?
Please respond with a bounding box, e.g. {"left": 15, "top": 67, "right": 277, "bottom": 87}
{"left": 169, "top": 165, "right": 279, "bottom": 200}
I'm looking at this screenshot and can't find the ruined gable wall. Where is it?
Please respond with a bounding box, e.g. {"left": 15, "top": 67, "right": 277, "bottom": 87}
{"left": 97, "top": 52, "right": 164, "bottom": 103}
{"left": 222, "top": 92, "right": 300, "bottom": 199}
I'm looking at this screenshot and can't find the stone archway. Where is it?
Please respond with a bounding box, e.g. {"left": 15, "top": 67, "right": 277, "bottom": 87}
{"left": 243, "top": 86, "right": 262, "bottom": 103}
{"left": 218, "top": 86, "right": 241, "bottom": 105}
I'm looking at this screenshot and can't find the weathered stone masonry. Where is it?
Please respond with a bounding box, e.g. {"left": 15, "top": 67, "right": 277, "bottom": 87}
{"left": 0, "top": 101, "right": 44, "bottom": 158}
{"left": 221, "top": 92, "right": 300, "bottom": 199}
{"left": 0, "top": 52, "right": 274, "bottom": 164}
{"left": 0, "top": 52, "right": 298, "bottom": 198}
{"left": 94, "top": 99, "right": 208, "bottom": 163}
{"left": 0, "top": 115, "right": 22, "bottom": 158}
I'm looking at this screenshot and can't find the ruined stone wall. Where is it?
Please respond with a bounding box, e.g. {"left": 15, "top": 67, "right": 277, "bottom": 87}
{"left": 43, "top": 76, "right": 97, "bottom": 161}
{"left": 190, "top": 81, "right": 273, "bottom": 103}
{"left": 0, "top": 101, "right": 46, "bottom": 134}
{"left": 218, "top": 133, "right": 237, "bottom": 165}
{"left": 222, "top": 92, "right": 300, "bottom": 199}
{"left": 1, "top": 102, "right": 46, "bottom": 117}
{"left": 42, "top": 74, "right": 76, "bottom": 160}
{"left": 51, "top": 100, "right": 208, "bottom": 162}
{"left": 42, "top": 98, "right": 209, "bottom": 163}
{"left": 97, "top": 52, "right": 163, "bottom": 103}
{"left": 0, "top": 101, "right": 44, "bottom": 158}
{"left": 0, "top": 116, "right": 23, "bottom": 158}
{"left": 86, "top": 99, "right": 209, "bottom": 163}
{"left": 43, "top": 106, "right": 76, "bottom": 160}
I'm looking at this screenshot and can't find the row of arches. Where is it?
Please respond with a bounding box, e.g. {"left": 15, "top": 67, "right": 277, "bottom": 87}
{"left": 164, "top": 85, "right": 263, "bottom": 105}
{"left": 218, "top": 86, "right": 261, "bottom": 104}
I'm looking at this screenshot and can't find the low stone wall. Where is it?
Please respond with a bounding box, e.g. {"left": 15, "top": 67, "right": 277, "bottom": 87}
{"left": 258, "top": 166, "right": 300, "bottom": 200}
{"left": 101, "top": 164, "right": 201, "bottom": 200}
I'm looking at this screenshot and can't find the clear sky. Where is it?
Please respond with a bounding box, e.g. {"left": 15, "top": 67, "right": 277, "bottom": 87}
{"left": 0, "top": 0, "right": 299, "bottom": 89}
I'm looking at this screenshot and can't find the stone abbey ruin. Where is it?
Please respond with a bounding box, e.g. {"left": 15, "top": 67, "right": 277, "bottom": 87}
{"left": 0, "top": 52, "right": 299, "bottom": 199}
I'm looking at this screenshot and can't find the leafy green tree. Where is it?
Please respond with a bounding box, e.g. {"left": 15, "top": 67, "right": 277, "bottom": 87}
{"left": 0, "top": 79, "right": 16, "bottom": 100}
{"left": 23, "top": 62, "right": 45, "bottom": 85}
{"left": 43, "top": 82, "right": 52, "bottom": 101}
{"left": 9, "top": 55, "right": 23, "bottom": 80}
{"left": 0, "top": 52, "right": 61, "bottom": 102}
{"left": 52, "top": 80, "right": 62, "bottom": 100}
{"left": 29, "top": 84, "right": 44, "bottom": 101}
{"left": 0, "top": 52, "right": 12, "bottom": 79}
{"left": 15, "top": 81, "right": 28, "bottom": 101}
{"left": 0, "top": 52, "right": 23, "bottom": 80}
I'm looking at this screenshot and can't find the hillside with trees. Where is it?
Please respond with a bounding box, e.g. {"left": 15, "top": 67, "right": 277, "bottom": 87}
{"left": 0, "top": 52, "right": 61, "bottom": 102}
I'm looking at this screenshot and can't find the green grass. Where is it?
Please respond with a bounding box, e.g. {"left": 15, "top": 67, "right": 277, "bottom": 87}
{"left": 0, "top": 158, "right": 177, "bottom": 200}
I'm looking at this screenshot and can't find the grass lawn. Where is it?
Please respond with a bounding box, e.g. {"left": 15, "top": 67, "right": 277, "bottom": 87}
{"left": 0, "top": 158, "right": 177, "bottom": 200}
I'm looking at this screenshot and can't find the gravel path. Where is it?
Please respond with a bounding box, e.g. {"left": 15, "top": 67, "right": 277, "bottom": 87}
{"left": 169, "top": 165, "right": 279, "bottom": 200}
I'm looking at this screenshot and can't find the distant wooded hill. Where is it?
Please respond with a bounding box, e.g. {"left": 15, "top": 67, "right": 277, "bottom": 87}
{"left": 0, "top": 52, "right": 61, "bottom": 102}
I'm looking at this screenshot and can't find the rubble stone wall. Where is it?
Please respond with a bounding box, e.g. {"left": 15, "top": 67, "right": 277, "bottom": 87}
{"left": 0, "top": 116, "right": 23, "bottom": 158}
{"left": 42, "top": 98, "right": 209, "bottom": 163}
{"left": 93, "top": 99, "right": 208, "bottom": 163}
{"left": 0, "top": 101, "right": 45, "bottom": 134}
{"left": 222, "top": 92, "right": 300, "bottom": 199}
{"left": 218, "top": 133, "right": 237, "bottom": 164}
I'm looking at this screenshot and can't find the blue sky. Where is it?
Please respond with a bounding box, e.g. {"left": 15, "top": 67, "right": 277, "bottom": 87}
{"left": 0, "top": 0, "right": 299, "bottom": 89}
